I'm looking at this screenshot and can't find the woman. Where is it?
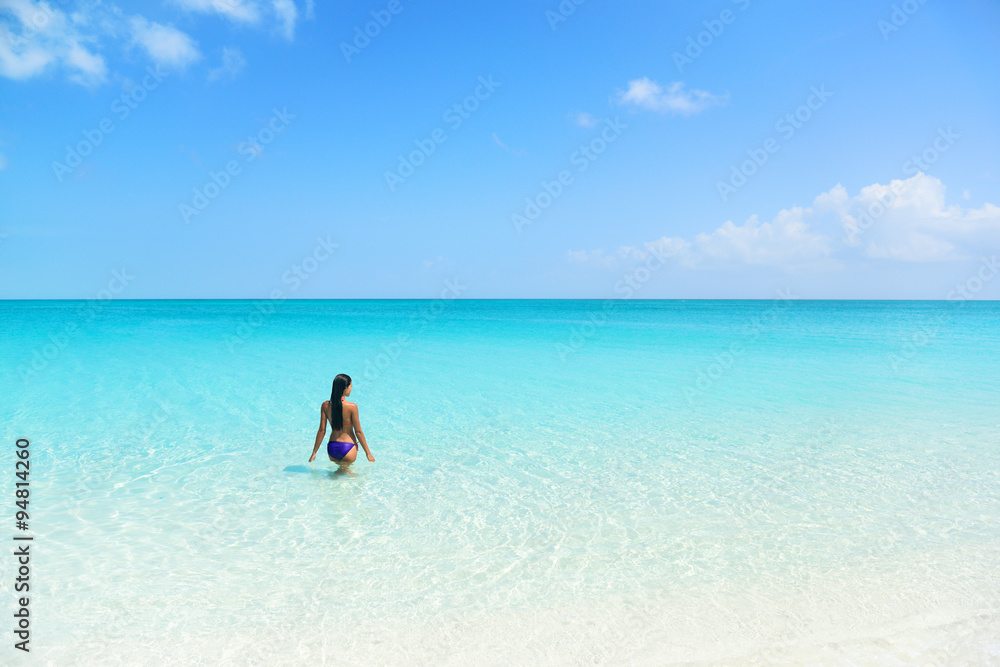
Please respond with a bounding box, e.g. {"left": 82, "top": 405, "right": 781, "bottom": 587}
{"left": 308, "top": 374, "right": 374, "bottom": 465}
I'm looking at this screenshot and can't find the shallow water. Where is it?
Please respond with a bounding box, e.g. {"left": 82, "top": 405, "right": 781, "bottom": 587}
{"left": 2, "top": 300, "right": 999, "bottom": 664}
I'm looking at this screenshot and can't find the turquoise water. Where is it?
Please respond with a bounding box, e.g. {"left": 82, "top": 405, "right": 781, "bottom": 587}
{"left": 2, "top": 299, "right": 1000, "bottom": 664}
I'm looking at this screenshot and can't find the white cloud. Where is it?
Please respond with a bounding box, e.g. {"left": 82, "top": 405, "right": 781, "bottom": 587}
{"left": 129, "top": 16, "right": 200, "bottom": 70}
{"left": 812, "top": 182, "right": 849, "bottom": 209}
{"left": 172, "top": 0, "right": 260, "bottom": 24}
{"left": 0, "top": 30, "right": 52, "bottom": 79}
{"left": 571, "top": 174, "right": 1000, "bottom": 272}
{"left": 272, "top": 0, "right": 297, "bottom": 40}
{"left": 691, "top": 208, "right": 831, "bottom": 266}
{"left": 173, "top": 0, "right": 304, "bottom": 39}
{"left": 573, "top": 112, "right": 599, "bottom": 128}
{"left": 866, "top": 233, "right": 955, "bottom": 262}
{"left": 614, "top": 77, "right": 728, "bottom": 116}
{"left": 64, "top": 39, "right": 106, "bottom": 82}
{"left": 828, "top": 173, "right": 1000, "bottom": 261}
{"left": 572, "top": 209, "right": 829, "bottom": 270}
{"left": 207, "top": 46, "right": 245, "bottom": 82}
{"left": 0, "top": 0, "right": 107, "bottom": 85}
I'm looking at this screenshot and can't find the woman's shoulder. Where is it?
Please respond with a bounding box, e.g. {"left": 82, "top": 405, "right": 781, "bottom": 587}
{"left": 343, "top": 400, "right": 358, "bottom": 410}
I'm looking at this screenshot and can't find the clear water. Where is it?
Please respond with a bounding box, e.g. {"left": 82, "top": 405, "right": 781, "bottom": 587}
{"left": 2, "top": 300, "right": 999, "bottom": 664}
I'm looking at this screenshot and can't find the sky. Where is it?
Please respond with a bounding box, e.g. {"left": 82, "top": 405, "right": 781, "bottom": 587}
{"left": 1, "top": 0, "right": 999, "bottom": 299}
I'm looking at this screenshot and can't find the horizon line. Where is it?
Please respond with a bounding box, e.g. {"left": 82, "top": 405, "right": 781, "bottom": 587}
{"left": 2, "top": 298, "right": 996, "bottom": 303}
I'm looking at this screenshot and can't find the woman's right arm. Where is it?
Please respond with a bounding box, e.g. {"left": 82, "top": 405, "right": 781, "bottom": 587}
{"left": 352, "top": 404, "right": 374, "bottom": 462}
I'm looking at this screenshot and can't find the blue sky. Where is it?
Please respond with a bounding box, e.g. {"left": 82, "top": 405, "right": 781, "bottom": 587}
{"left": 1, "top": 0, "right": 999, "bottom": 298}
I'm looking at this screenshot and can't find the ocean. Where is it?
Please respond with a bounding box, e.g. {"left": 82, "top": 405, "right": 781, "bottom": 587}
{"left": 2, "top": 299, "right": 999, "bottom": 664}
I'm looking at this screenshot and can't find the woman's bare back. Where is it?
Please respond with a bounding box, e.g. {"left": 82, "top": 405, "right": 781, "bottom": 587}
{"left": 325, "top": 399, "right": 357, "bottom": 443}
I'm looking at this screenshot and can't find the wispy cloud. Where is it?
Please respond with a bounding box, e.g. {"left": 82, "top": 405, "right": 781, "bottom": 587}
{"left": 173, "top": 0, "right": 304, "bottom": 39}
{"left": 614, "top": 77, "right": 728, "bottom": 116}
{"left": 130, "top": 16, "right": 200, "bottom": 70}
{"left": 172, "top": 0, "right": 260, "bottom": 24}
{"left": 571, "top": 112, "right": 599, "bottom": 128}
{"left": 0, "top": 150, "right": 7, "bottom": 170}
{"left": 207, "top": 46, "right": 245, "bottom": 82}
{"left": 272, "top": 0, "right": 297, "bottom": 40}
{"left": 1, "top": 0, "right": 302, "bottom": 86}
{"left": 492, "top": 132, "right": 527, "bottom": 157}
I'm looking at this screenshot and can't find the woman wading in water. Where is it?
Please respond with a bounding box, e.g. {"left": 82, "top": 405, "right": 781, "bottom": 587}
{"left": 309, "top": 374, "right": 374, "bottom": 465}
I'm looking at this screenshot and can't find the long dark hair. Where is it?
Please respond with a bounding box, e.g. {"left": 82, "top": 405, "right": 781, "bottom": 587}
{"left": 329, "top": 374, "right": 352, "bottom": 431}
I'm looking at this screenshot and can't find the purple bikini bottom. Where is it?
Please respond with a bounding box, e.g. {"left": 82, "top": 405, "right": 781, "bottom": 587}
{"left": 327, "top": 440, "right": 356, "bottom": 460}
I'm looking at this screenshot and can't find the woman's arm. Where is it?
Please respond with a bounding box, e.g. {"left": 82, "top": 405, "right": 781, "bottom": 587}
{"left": 308, "top": 403, "right": 327, "bottom": 462}
{"left": 351, "top": 404, "right": 374, "bottom": 462}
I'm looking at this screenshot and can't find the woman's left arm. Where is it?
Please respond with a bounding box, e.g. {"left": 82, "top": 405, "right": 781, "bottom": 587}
{"left": 308, "top": 404, "right": 327, "bottom": 462}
